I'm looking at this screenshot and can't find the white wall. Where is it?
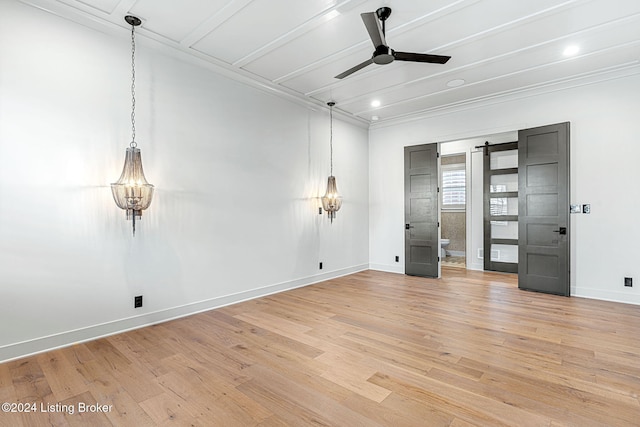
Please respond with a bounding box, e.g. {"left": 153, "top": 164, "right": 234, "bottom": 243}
{"left": 0, "top": 1, "right": 369, "bottom": 361}
{"left": 370, "top": 70, "right": 640, "bottom": 305}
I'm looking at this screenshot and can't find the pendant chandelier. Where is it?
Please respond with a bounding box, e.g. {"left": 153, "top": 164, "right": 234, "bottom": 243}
{"left": 111, "top": 15, "right": 154, "bottom": 236}
{"left": 321, "top": 101, "right": 342, "bottom": 222}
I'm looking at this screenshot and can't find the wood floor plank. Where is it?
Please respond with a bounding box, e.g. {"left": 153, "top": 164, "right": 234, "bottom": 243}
{"left": 2, "top": 268, "right": 640, "bottom": 426}
{"left": 0, "top": 363, "right": 16, "bottom": 403}
{"left": 9, "top": 359, "right": 52, "bottom": 402}
{"left": 59, "top": 344, "right": 95, "bottom": 367}
{"left": 341, "top": 391, "right": 453, "bottom": 427}
{"left": 159, "top": 352, "right": 272, "bottom": 425}
{"left": 74, "top": 359, "right": 156, "bottom": 427}
{"left": 255, "top": 414, "right": 290, "bottom": 427}
{"left": 138, "top": 392, "right": 195, "bottom": 425}
{"left": 369, "top": 371, "right": 552, "bottom": 427}
{"left": 60, "top": 391, "right": 113, "bottom": 427}
{"left": 6, "top": 359, "right": 66, "bottom": 427}
{"left": 378, "top": 392, "right": 458, "bottom": 427}
{"left": 36, "top": 352, "right": 88, "bottom": 401}
{"left": 238, "top": 364, "right": 383, "bottom": 427}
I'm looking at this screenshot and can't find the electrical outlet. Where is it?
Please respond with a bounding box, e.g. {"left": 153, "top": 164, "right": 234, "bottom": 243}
{"left": 319, "top": 207, "right": 322, "bottom": 215}
{"left": 319, "top": 262, "right": 323, "bottom": 270}
{"left": 395, "top": 256, "right": 399, "bottom": 262}
{"left": 134, "top": 295, "right": 143, "bottom": 308}
{"left": 624, "top": 277, "right": 633, "bottom": 287}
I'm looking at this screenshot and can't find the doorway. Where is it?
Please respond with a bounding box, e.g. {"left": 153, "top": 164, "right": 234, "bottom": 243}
{"left": 441, "top": 153, "right": 467, "bottom": 268}
{"left": 404, "top": 123, "right": 570, "bottom": 296}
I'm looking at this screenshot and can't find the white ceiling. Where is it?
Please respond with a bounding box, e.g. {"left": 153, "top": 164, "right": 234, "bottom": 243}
{"left": 18, "top": 0, "right": 640, "bottom": 125}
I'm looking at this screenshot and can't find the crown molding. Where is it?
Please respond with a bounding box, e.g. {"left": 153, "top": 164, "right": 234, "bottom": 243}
{"left": 370, "top": 62, "right": 640, "bottom": 130}
{"left": 16, "top": 0, "right": 370, "bottom": 129}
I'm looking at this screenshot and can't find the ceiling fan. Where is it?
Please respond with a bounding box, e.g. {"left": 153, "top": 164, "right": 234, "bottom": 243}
{"left": 335, "top": 7, "right": 451, "bottom": 79}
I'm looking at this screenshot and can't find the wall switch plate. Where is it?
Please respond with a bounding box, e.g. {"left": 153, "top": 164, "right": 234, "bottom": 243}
{"left": 624, "top": 277, "right": 633, "bottom": 287}
{"left": 582, "top": 204, "right": 591, "bottom": 214}
{"left": 570, "top": 204, "right": 581, "bottom": 213}
{"left": 134, "top": 295, "right": 143, "bottom": 308}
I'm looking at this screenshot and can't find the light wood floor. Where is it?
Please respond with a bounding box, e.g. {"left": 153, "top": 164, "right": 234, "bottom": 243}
{"left": 2, "top": 268, "right": 640, "bottom": 426}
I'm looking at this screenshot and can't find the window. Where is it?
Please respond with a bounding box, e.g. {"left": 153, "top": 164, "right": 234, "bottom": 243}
{"left": 442, "top": 164, "right": 466, "bottom": 209}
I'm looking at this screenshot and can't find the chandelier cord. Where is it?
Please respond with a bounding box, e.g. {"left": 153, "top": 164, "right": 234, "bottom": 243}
{"left": 130, "top": 23, "right": 137, "bottom": 148}
{"left": 329, "top": 104, "right": 333, "bottom": 176}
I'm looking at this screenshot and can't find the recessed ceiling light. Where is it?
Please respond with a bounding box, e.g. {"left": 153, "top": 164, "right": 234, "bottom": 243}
{"left": 563, "top": 45, "right": 580, "bottom": 56}
{"left": 446, "top": 79, "right": 465, "bottom": 88}
{"left": 371, "top": 99, "right": 381, "bottom": 108}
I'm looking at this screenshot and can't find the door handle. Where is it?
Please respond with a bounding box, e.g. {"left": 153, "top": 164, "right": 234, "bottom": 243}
{"left": 405, "top": 224, "right": 414, "bottom": 230}
{"left": 552, "top": 227, "right": 567, "bottom": 235}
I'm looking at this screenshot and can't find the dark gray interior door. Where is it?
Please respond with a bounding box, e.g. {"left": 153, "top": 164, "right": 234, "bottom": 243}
{"left": 518, "top": 122, "right": 570, "bottom": 295}
{"left": 405, "top": 144, "right": 439, "bottom": 277}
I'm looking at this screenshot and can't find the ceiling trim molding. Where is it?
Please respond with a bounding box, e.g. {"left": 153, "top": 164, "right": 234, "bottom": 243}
{"left": 370, "top": 63, "right": 640, "bottom": 129}
{"left": 354, "top": 39, "right": 640, "bottom": 116}
{"left": 16, "top": 0, "right": 369, "bottom": 129}
{"left": 111, "top": 0, "right": 138, "bottom": 17}
{"left": 231, "top": 0, "right": 358, "bottom": 68}
{"left": 180, "top": 0, "right": 255, "bottom": 48}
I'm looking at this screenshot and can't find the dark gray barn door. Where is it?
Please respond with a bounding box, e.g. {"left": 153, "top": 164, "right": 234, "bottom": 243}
{"left": 404, "top": 144, "right": 439, "bottom": 277}
{"left": 484, "top": 142, "right": 519, "bottom": 273}
{"left": 518, "top": 123, "right": 570, "bottom": 295}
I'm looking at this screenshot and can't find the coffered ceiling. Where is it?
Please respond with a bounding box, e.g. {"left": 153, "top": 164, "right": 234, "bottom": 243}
{"left": 17, "top": 0, "right": 640, "bottom": 125}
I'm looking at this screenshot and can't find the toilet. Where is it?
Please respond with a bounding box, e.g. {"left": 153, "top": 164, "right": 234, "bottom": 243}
{"left": 441, "top": 239, "right": 450, "bottom": 259}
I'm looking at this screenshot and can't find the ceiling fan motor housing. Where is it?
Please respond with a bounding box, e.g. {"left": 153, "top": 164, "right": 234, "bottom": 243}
{"left": 373, "top": 45, "right": 394, "bottom": 64}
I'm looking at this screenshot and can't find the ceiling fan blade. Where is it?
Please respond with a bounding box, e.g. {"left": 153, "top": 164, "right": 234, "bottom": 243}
{"left": 394, "top": 51, "right": 451, "bottom": 64}
{"left": 335, "top": 58, "right": 374, "bottom": 79}
{"left": 361, "top": 12, "right": 386, "bottom": 47}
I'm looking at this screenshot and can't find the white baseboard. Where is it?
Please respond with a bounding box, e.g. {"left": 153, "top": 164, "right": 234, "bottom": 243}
{"left": 0, "top": 264, "right": 369, "bottom": 363}
{"left": 369, "top": 263, "right": 404, "bottom": 274}
{"left": 573, "top": 288, "right": 640, "bottom": 306}
{"left": 465, "top": 263, "right": 484, "bottom": 271}
{"left": 446, "top": 250, "right": 466, "bottom": 257}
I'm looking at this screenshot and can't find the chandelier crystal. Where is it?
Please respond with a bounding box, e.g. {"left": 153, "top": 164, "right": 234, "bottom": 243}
{"left": 321, "top": 102, "right": 342, "bottom": 222}
{"left": 111, "top": 15, "right": 154, "bottom": 235}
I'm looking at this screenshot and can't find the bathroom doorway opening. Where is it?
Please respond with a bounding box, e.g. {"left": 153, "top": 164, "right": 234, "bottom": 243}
{"left": 438, "top": 131, "right": 519, "bottom": 273}
{"left": 441, "top": 153, "right": 467, "bottom": 268}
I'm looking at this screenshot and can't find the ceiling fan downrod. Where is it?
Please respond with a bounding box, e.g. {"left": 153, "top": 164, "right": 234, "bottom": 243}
{"left": 376, "top": 7, "right": 392, "bottom": 37}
